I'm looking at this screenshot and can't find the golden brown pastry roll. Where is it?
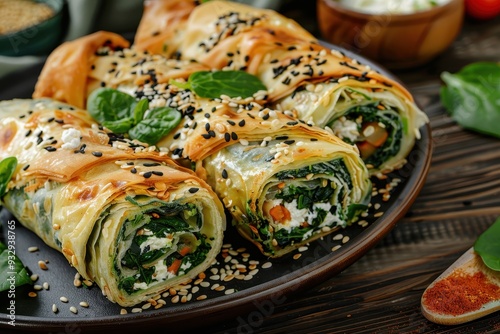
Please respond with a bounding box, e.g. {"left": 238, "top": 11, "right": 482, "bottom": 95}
{"left": 133, "top": 0, "right": 429, "bottom": 174}
{"left": 0, "top": 98, "right": 225, "bottom": 306}
{"left": 33, "top": 34, "right": 372, "bottom": 258}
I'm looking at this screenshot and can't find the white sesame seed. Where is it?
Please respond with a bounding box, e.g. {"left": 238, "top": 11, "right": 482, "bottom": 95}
{"left": 30, "top": 274, "right": 38, "bottom": 282}
{"left": 261, "top": 262, "right": 272, "bottom": 269}
{"left": 79, "top": 301, "right": 89, "bottom": 308}
{"left": 28, "top": 246, "right": 38, "bottom": 252}
{"left": 332, "top": 234, "right": 343, "bottom": 241}
{"left": 342, "top": 236, "right": 350, "bottom": 244}
{"left": 120, "top": 309, "right": 128, "bottom": 315}
{"left": 38, "top": 260, "right": 48, "bottom": 270}
{"left": 331, "top": 245, "right": 342, "bottom": 252}
{"left": 34, "top": 285, "right": 42, "bottom": 291}
{"left": 60, "top": 296, "right": 68, "bottom": 303}
{"left": 225, "top": 289, "right": 236, "bottom": 295}
{"left": 52, "top": 304, "right": 58, "bottom": 313}
{"left": 131, "top": 307, "right": 142, "bottom": 313}
{"left": 70, "top": 306, "right": 77, "bottom": 314}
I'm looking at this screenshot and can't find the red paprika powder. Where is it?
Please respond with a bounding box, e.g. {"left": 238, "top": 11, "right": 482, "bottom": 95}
{"left": 422, "top": 269, "right": 500, "bottom": 316}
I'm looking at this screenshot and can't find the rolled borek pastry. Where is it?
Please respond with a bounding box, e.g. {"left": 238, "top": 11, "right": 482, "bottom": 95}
{"left": 165, "top": 99, "right": 373, "bottom": 257}
{"left": 0, "top": 99, "right": 225, "bottom": 306}
{"left": 133, "top": 0, "right": 429, "bottom": 174}
{"left": 32, "top": 31, "right": 372, "bottom": 257}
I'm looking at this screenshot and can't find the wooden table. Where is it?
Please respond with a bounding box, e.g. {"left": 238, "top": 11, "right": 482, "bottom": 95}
{"left": 202, "top": 7, "right": 500, "bottom": 334}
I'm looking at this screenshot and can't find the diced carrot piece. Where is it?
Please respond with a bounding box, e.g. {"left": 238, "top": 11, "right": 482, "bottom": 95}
{"left": 178, "top": 246, "right": 192, "bottom": 256}
{"left": 357, "top": 141, "right": 377, "bottom": 160}
{"left": 168, "top": 259, "right": 182, "bottom": 274}
{"left": 363, "top": 122, "right": 388, "bottom": 147}
{"left": 269, "top": 205, "right": 291, "bottom": 223}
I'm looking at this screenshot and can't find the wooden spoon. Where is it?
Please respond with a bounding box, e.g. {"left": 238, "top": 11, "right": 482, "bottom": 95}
{"left": 421, "top": 247, "right": 500, "bottom": 325}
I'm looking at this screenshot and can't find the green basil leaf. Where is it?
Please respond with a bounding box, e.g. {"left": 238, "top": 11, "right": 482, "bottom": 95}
{"left": 474, "top": 216, "right": 500, "bottom": 271}
{"left": 133, "top": 98, "right": 149, "bottom": 124}
{"left": 0, "top": 241, "right": 32, "bottom": 291}
{"left": 129, "top": 107, "right": 182, "bottom": 145}
{"left": 102, "top": 118, "right": 135, "bottom": 134}
{"left": 0, "top": 157, "right": 17, "bottom": 197}
{"left": 440, "top": 62, "right": 500, "bottom": 138}
{"left": 87, "top": 87, "right": 138, "bottom": 124}
{"left": 188, "top": 70, "right": 267, "bottom": 99}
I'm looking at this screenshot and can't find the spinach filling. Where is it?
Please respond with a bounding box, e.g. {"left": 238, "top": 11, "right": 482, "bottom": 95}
{"left": 329, "top": 102, "right": 403, "bottom": 168}
{"left": 116, "top": 201, "right": 211, "bottom": 295}
{"left": 246, "top": 159, "right": 366, "bottom": 254}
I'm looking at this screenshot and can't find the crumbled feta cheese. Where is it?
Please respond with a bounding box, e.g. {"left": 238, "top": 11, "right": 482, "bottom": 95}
{"left": 139, "top": 235, "right": 173, "bottom": 253}
{"left": 61, "top": 128, "right": 81, "bottom": 150}
{"left": 332, "top": 119, "right": 359, "bottom": 143}
{"left": 133, "top": 282, "right": 148, "bottom": 290}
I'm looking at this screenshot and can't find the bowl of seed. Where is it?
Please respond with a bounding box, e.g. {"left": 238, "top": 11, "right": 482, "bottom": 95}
{"left": 0, "top": 0, "right": 66, "bottom": 57}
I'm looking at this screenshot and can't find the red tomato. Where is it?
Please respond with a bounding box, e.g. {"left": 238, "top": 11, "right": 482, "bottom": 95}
{"left": 465, "top": 0, "right": 500, "bottom": 20}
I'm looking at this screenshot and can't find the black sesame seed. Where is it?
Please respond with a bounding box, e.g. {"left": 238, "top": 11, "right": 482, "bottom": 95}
{"left": 276, "top": 136, "right": 288, "bottom": 140}
{"left": 47, "top": 117, "right": 55, "bottom": 123}
{"left": 227, "top": 120, "right": 236, "bottom": 126}
{"left": 311, "top": 138, "right": 318, "bottom": 141}
{"left": 152, "top": 171, "right": 164, "bottom": 176}
{"left": 188, "top": 187, "right": 199, "bottom": 193}
{"left": 262, "top": 113, "right": 270, "bottom": 120}
{"left": 173, "top": 132, "right": 181, "bottom": 139}
{"left": 127, "top": 162, "right": 134, "bottom": 165}
{"left": 144, "top": 162, "right": 161, "bottom": 167}
{"left": 202, "top": 133, "right": 212, "bottom": 139}
{"left": 19, "top": 115, "right": 25, "bottom": 119}
{"left": 92, "top": 151, "right": 103, "bottom": 157}
{"left": 130, "top": 168, "right": 137, "bottom": 174}
{"left": 284, "top": 140, "right": 295, "bottom": 145}
{"left": 25, "top": 130, "right": 32, "bottom": 137}
{"left": 238, "top": 120, "right": 245, "bottom": 127}
{"left": 224, "top": 133, "right": 231, "bottom": 142}
{"left": 143, "top": 171, "right": 153, "bottom": 178}
{"left": 36, "top": 137, "right": 43, "bottom": 145}
{"left": 208, "top": 130, "right": 216, "bottom": 137}
{"left": 22, "top": 164, "right": 30, "bottom": 171}
{"left": 287, "top": 121, "right": 298, "bottom": 126}
{"left": 222, "top": 169, "right": 228, "bottom": 179}
{"left": 205, "top": 123, "right": 211, "bottom": 131}
{"left": 44, "top": 146, "right": 56, "bottom": 152}
{"left": 231, "top": 132, "right": 238, "bottom": 140}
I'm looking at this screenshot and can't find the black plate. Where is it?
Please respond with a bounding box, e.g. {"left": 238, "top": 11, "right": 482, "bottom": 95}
{"left": 0, "top": 46, "right": 432, "bottom": 333}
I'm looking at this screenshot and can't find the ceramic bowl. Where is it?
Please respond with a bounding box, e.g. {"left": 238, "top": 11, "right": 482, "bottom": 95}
{"left": 316, "top": 0, "right": 465, "bottom": 69}
{"left": 0, "top": 0, "right": 65, "bottom": 57}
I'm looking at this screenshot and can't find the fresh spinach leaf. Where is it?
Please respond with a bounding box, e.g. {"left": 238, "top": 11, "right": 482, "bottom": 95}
{"left": 0, "top": 241, "right": 32, "bottom": 291}
{"left": 87, "top": 88, "right": 137, "bottom": 124}
{"left": 86, "top": 88, "right": 181, "bottom": 145}
{"left": 0, "top": 157, "right": 17, "bottom": 198}
{"left": 441, "top": 62, "right": 500, "bottom": 138}
{"left": 171, "top": 70, "right": 267, "bottom": 99}
{"left": 129, "top": 107, "right": 181, "bottom": 145}
{"left": 102, "top": 118, "right": 135, "bottom": 134}
{"left": 474, "top": 216, "right": 500, "bottom": 271}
